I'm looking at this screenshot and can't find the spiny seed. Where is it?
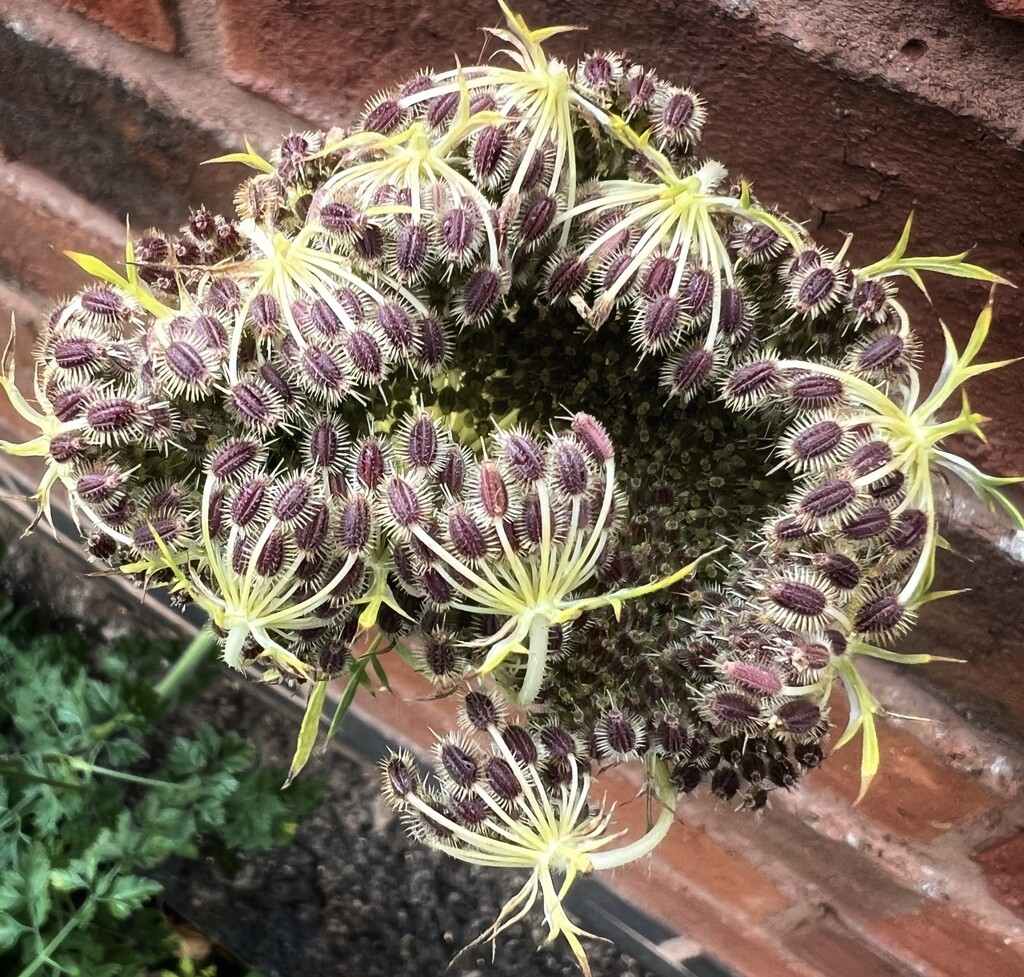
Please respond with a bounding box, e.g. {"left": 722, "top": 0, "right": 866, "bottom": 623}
{"left": 384, "top": 754, "right": 418, "bottom": 800}
{"left": 852, "top": 279, "right": 889, "bottom": 319}
{"left": 891, "top": 509, "right": 928, "bottom": 550}
{"left": 550, "top": 438, "right": 589, "bottom": 496}
{"left": 789, "top": 374, "right": 845, "bottom": 409}
{"left": 79, "top": 286, "right": 126, "bottom": 320}
{"left": 346, "top": 329, "right": 384, "bottom": 380}
{"left": 767, "top": 580, "right": 828, "bottom": 616}
{"left": 438, "top": 445, "right": 466, "bottom": 494}
{"left": 386, "top": 476, "right": 423, "bottom": 527}
{"left": 580, "top": 54, "right": 614, "bottom": 91}
{"left": 309, "top": 418, "right": 343, "bottom": 470}
{"left": 48, "top": 431, "right": 85, "bottom": 463}
{"left": 539, "top": 725, "right": 577, "bottom": 758}
{"left": 250, "top": 293, "right": 281, "bottom": 335}
{"left": 442, "top": 206, "right": 479, "bottom": 258}
{"left": 86, "top": 397, "right": 144, "bottom": 433}
{"left": 132, "top": 517, "right": 181, "bottom": 551}
{"left": 799, "top": 478, "right": 856, "bottom": 519}
{"left": 547, "top": 255, "right": 586, "bottom": 300}
{"left": 53, "top": 337, "right": 103, "bottom": 370}
{"left": 641, "top": 256, "right": 675, "bottom": 298}
{"left": 355, "top": 225, "right": 384, "bottom": 263}
{"left": 301, "top": 345, "right": 347, "bottom": 393}
{"left": 231, "top": 477, "right": 269, "bottom": 527}
{"left": 519, "top": 194, "right": 557, "bottom": 245}
{"left": 870, "top": 470, "right": 905, "bottom": 500}
{"left": 406, "top": 414, "right": 439, "bottom": 468}
{"left": 857, "top": 334, "right": 905, "bottom": 371}
{"left": 76, "top": 470, "right": 122, "bottom": 503}
{"left": 520, "top": 493, "right": 545, "bottom": 544}
{"left": 842, "top": 506, "right": 891, "bottom": 540}
{"left": 340, "top": 493, "right": 372, "bottom": 552}
{"left": 654, "top": 715, "right": 689, "bottom": 755}
{"left": 503, "top": 725, "right": 539, "bottom": 765}
{"left": 855, "top": 594, "right": 905, "bottom": 633}
{"left": 790, "top": 421, "right": 844, "bottom": 461}
{"left": 682, "top": 268, "right": 714, "bottom": 316}
{"left": 472, "top": 126, "right": 511, "bottom": 182}
{"left": 486, "top": 757, "right": 522, "bottom": 802}
{"left": 711, "top": 768, "right": 740, "bottom": 800}
{"left": 51, "top": 386, "right": 92, "bottom": 421}
{"left": 418, "top": 316, "right": 447, "bottom": 370}
{"left": 395, "top": 223, "right": 430, "bottom": 277}
{"left": 378, "top": 303, "right": 415, "bottom": 353}
{"left": 721, "top": 661, "right": 783, "bottom": 696}
{"left": 725, "top": 360, "right": 780, "bottom": 400}
{"left": 462, "top": 690, "right": 501, "bottom": 729}
{"left": 273, "top": 477, "right": 312, "bottom": 521}
{"left": 210, "top": 440, "right": 261, "bottom": 480}
{"left": 307, "top": 299, "right": 343, "bottom": 339}
{"left": 447, "top": 505, "right": 490, "bottom": 561}
{"left": 847, "top": 440, "right": 893, "bottom": 476}
{"left": 705, "top": 691, "right": 761, "bottom": 728}
{"left": 452, "top": 795, "right": 489, "bottom": 827}
{"left": 571, "top": 413, "right": 614, "bottom": 463}
{"left": 775, "top": 700, "right": 825, "bottom": 735}
{"left": 426, "top": 88, "right": 459, "bottom": 128}
{"left": 364, "top": 97, "right": 403, "bottom": 133}
{"left": 661, "top": 91, "right": 696, "bottom": 129}
{"left": 627, "top": 69, "right": 656, "bottom": 110}
{"left": 320, "top": 200, "right": 364, "bottom": 236}
{"left": 231, "top": 381, "right": 276, "bottom": 427}
{"left": 355, "top": 437, "right": 386, "bottom": 487}
{"left": 165, "top": 340, "right": 210, "bottom": 383}
{"left": 423, "top": 635, "right": 459, "bottom": 678}
{"left": 597, "top": 710, "right": 640, "bottom": 756}
{"left": 641, "top": 296, "right": 680, "bottom": 348}
{"left": 461, "top": 267, "right": 503, "bottom": 322}
{"left": 719, "top": 287, "right": 749, "bottom": 340}
{"left": 812, "top": 552, "right": 862, "bottom": 590}
{"left": 439, "top": 742, "right": 479, "bottom": 788}
{"left": 422, "top": 567, "right": 454, "bottom": 605}
{"left": 795, "top": 266, "right": 839, "bottom": 311}
{"left": 255, "top": 530, "right": 286, "bottom": 576}
{"left": 194, "top": 314, "right": 228, "bottom": 349}
{"left": 502, "top": 432, "right": 545, "bottom": 482}
{"left": 295, "top": 502, "right": 330, "bottom": 551}
{"left": 668, "top": 346, "right": 714, "bottom": 395}
{"left": 477, "top": 462, "right": 509, "bottom": 518}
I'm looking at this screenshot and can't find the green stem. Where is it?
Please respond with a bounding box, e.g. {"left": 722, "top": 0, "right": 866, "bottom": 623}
{"left": 154, "top": 626, "right": 216, "bottom": 701}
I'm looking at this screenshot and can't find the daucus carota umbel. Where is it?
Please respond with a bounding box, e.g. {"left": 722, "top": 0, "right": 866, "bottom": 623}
{"left": 1, "top": 2, "right": 1019, "bottom": 972}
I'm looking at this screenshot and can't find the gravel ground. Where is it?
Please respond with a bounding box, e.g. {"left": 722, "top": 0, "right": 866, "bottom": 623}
{"left": 157, "top": 674, "right": 669, "bottom": 977}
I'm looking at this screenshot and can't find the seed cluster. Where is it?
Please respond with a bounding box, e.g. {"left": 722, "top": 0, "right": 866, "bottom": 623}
{"left": 1, "top": 4, "right": 1015, "bottom": 973}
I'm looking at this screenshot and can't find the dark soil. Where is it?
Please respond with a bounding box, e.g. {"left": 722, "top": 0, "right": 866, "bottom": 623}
{"left": 156, "top": 675, "right": 668, "bottom": 977}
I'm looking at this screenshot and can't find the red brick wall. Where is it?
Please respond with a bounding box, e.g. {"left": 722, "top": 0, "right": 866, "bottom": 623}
{"left": 3, "top": 2, "right": 1024, "bottom": 975}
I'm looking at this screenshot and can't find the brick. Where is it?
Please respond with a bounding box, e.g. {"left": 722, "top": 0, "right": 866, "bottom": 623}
{"left": 0, "top": 20, "right": 238, "bottom": 229}
{"left": 0, "top": 156, "right": 122, "bottom": 299}
{"left": 868, "top": 905, "right": 1024, "bottom": 977}
{"left": 976, "top": 831, "right": 1024, "bottom": 919}
{"left": 787, "top": 908, "right": 907, "bottom": 977}
{"left": 216, "top": 0, "right": 515, "bottom": 119}
{"left": 811, "top": 693, "right": 1003, "bottom": 841}
{"left": 982, "top": 0, "right": 1024, "bottom": 20}
{"left": 46, "top": 0, "right": 179, "bottom": 52}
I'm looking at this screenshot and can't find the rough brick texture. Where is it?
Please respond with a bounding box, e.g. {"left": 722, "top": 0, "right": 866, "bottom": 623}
{"left": 0, "top": 1, "right": 1023, "bottom": 976}
{"left": 983, "top": 0, "right": 1024, "bottom": 20}
{"left": 46, "top": 0, "right": 179, "bottom": 51}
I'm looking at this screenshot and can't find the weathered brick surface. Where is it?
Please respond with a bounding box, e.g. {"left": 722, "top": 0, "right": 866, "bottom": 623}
{"left": 812, "top": 695, "right": 1004, "bottom": 841}
{"left": 787, "top": 909, "right": 908, "bottom": 977}
{"left": 869, "top": 905, "right": 1024, "bottom": 977}
{"left": 0, "top": 20, "right": 237, "bottom": 228}
{"left": 982, "top": 0, "right": 1024, "bottom": 21}
{"left": 976, "top": 831, "right": 1024, "bottom": 919}
{"left": 46, "top": 0, "right": 179, "bottom": 52}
